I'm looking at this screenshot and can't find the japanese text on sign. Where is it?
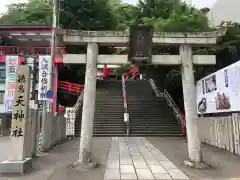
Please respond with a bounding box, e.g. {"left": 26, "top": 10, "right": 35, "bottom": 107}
{"left": 38, "top": 56, "right": 52, "bottom": 101}
{"left": 10, "top": 66, "right": 30, "bottom": 138}
{"left": 4, "top": 56, "right": 19, "bottom": 112}
{"left": 25, "top": 56, "right": 36, "bottom": 100}
{"left": 65, "top": 107, "right": 75, "bottom": 136}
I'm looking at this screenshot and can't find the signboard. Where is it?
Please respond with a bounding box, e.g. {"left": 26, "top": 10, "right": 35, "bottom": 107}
{"left": 64, "top": 107, "right": 75, "bottom": 137}
{"left": 38, "top": 55, "right": 52, "bottom": 101}
{"left": 25, "top": 56, "right": 37, "bottom": 101}
{"left": 10, "top": 65, "right": 30, "bottom": 160}
{"left": 196, "top": 61, "right": 240, "bottom": 114}
{"left": 128, "top": 25, "right": 153, "bottom": 64}
{"left": 4, "top": 56, "right": 19, "bottom": 112}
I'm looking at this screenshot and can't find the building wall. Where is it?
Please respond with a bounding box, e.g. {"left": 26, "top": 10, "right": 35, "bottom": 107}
{"left": 198, "top": 114, "right": 240, "bottom": 155}
{"left": 208, "top": 0, "right": 240, "bottom": 27}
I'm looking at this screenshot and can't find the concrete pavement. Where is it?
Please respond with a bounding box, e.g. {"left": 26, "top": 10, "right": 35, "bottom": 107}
{"left": 0, "top": 136, "right": 240, "bottom": 180}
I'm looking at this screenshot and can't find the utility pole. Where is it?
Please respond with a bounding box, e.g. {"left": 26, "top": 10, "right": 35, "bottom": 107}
{"left": 50, "top": 0, "right": 57, "bottom": 111}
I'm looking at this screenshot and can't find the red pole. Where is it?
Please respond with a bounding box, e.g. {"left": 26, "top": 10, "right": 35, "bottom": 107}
{"left": 103, "top": 64, "right": 107, "bottom": 79}
{"left": 132, "top": 65, "right": 136, "bottom": 80}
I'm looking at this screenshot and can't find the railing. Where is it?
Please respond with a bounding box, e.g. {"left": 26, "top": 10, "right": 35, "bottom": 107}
{"left": 163, "top": 90, "right": 185, "bottom": 135}
{"left": 74, "top": 91, "right": 84, "bottom": 112}
{"left": 58, "top": 81, "right": 84, "bottom": 93}
{"left": 149, "top": 79, "right": 163, "bottom": 97}
{"left": 148, "top": 78, "right": 185, "bottom": 135}
{"left": 122, "top": 74, "right": 129, "bottom": 136}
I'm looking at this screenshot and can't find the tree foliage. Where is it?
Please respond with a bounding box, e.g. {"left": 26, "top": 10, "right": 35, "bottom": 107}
{"left": 0, "top": 0, "right": 51, "bottom": 25}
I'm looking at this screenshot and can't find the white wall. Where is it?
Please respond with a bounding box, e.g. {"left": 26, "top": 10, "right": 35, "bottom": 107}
{"left": 208, "top": 0, "right": 240, "bottom": 27}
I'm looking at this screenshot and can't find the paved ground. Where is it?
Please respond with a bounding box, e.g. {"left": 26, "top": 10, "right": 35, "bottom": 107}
{"left": 104, "top": 137, "right": 188, "bottom": 180}
{"left": 0, "top": 137, "right": 11, "bottom": 162}
{"left": 148, "top": 137, "right": 240, "bottom": 180}
{"left": 0, "top": 136, "right": 240, "bottom": 180}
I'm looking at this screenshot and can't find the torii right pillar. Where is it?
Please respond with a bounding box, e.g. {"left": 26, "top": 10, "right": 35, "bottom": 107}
{"left": 178, "top": 30, "right": 226, "bottom": 169}
{"left": 179, "top": 44, "right": 205, "bottom": 168}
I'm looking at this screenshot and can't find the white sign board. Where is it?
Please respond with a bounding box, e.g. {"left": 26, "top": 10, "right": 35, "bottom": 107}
{"left": 38, "top": 55, "right": 52, "bottom": 101}
{"left": 4, "top": 56, "right": 19, "bottom": 112}
{"left": 196, "top": 61, "right": 240, "bottom": 114}
{"left": 65, "top": 107, "right": 75, "bottom": 136}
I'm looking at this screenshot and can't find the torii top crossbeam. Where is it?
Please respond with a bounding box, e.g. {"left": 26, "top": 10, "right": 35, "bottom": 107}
{"left": 63, "top": 29, "right": 226, "bottom": 46}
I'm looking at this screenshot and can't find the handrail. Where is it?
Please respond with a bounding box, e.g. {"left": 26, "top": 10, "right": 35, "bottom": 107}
{"left": 121, "top": 74, "right": 129, "bottom": 136}
{"left": 163, "top": 89, "right": 185, "bottom": 135}
{"left": 148, "top": 78, "right": 185, "bottom": 135}
{"left": 148, "top": 79, "right": 163, "bottom": 97}
{"left": 164, "top": 90, "right": 180, "bottom": 115}
{"left": 74, "top": 91, "right": 84, "bottom": 112}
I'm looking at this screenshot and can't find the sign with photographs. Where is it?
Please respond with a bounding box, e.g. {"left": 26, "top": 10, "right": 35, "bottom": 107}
{"left": 64, "top": 107, "right": 75, "bottom": 136}
{"left": 4, "top": 56, "right": 19, "bottom": 112}
{"left": 38, "top": 55, "right": 52, "bottom": 101}
{"left": 196, "top": 61, "right": 240, "bottom": 114}
{"left": 128, "top": 25, "right": 153, "bottom": 64}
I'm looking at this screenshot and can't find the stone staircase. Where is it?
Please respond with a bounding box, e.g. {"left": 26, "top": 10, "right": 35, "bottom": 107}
{"left": 126, "top": 80, "right": 182, "bottom": 136}
{"left": 93, "top": 80, "right": 126, "bottom": 137}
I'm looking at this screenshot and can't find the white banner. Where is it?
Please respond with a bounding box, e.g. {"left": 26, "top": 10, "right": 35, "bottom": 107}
{"left": 25, "top": 56, "right": 36, "bottom": 100}
{"left": 196, "top": 61, "right": 240, "bottom": 114}
{"left": 4, "top": 56, "right": 19, "bottom": 112}
{"left": 38, "top": 55, "right": 52, "bottom": 101}
{"left": 64, "top": 107, "right": 75, "bottom": 136}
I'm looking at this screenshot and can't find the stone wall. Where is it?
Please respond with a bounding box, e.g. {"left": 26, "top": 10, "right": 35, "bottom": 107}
{"left": 198, "top": 114, "right": 240, "bottom": 155}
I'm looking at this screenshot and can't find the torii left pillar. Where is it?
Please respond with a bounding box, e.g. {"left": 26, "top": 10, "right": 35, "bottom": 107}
{"left": 73, "top": 43, "right": 98, "bottom": 170}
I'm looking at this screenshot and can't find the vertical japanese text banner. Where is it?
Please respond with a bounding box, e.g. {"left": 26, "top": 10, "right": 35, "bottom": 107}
{"left": 25, "top": 56, "right": 36, "bottom": 101}
{"left": 38, "top": 55, "right": 52, "bottom": 101}
{"left": 10, "top": 65, "right": 31, "bottom": 160}
{"left": 4, "top": 56, "right": 19, "bottom": 112}
{"left": 65, "top": 107, "right": 75, "bottom": 136}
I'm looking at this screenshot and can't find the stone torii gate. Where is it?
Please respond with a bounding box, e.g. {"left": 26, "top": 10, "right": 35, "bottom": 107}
{"left": 63, "top": 30, "right": 225, "bottom": 169}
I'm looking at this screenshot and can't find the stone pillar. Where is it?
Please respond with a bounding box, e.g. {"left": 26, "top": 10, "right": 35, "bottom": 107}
{"left": 0, "top": 116, "right": 10, "bottom": 136}
{"left": 0, "top": 65, "right": 32, "bottom": 174}
{"left": 179, "top": 44, "right": 207, "bottom": 168}
{"left": 74, "top": 43, "right": 98, "bottom": 170}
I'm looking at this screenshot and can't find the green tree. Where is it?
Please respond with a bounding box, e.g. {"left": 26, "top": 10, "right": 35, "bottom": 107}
{"left": 59, "top": 0, "right": 117, "bottom": 30}
{"left": 0, "top": 0, "right": 51, "bottom": 25}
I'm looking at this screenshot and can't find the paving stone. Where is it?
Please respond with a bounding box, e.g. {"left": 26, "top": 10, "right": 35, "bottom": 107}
{"left": 121, "top": 173, "right": 138, "bottom": 179}
{"left": 167, "top": 169, "right": 189, "bottom": 180}
{"left": 135, "top": 169, "right": 154, "bottom": 179}
{"left": 131, "top": 155, "right": 144, "bottom": 161}
{"left": 154, "top": 173, "right": 173, "bottom": 179}
{"left": 149, "top": 165, "right": 167, "bottom": 173}
{"left": 159, "top": 161, "right": 177, "bottom": 170}
{"left": 120, "top": 165, "right": 135, "bottom": 173}
{"left": 145, "top": 158, "right": 160, "bottom": 165}
{"left": 104, "top": 168, "right": 120, "bottom": 180}
{"left": 133, "top": 161, "right": 148, "bottom": 168}
{"left": 106, "top": 161, "right": 120, "bottom": 168}
{"left": 120, "top": 158, "right": 133, "bottom": 165}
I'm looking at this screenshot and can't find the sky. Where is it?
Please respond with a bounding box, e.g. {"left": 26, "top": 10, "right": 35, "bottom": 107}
{"left": 0, "top": 0, "right": 216, "bottom": 14}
